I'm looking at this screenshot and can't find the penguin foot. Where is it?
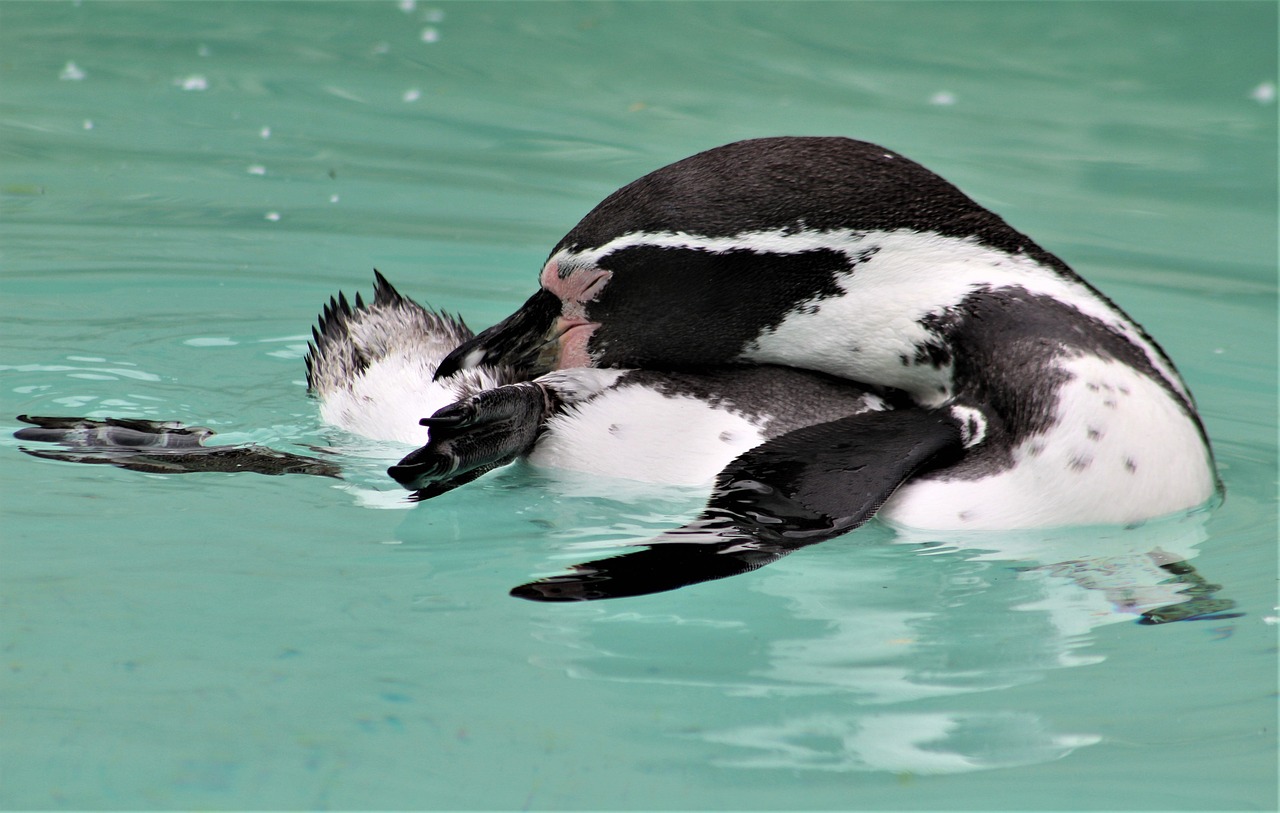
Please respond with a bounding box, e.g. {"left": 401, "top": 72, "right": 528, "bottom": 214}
{"left": 14, "top": 415, "right": 340, "bottom": 478}
{"left": 1137, "top": 559, "right": 1243, "bottom": 624}
{"left": 387, "top": 382, "right": 560, "bottom": 496}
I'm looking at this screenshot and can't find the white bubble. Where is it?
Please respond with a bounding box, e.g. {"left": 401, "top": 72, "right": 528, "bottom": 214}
{"left": 260, "top": 126, "right": 272, "bottom": 139}
{"left": 183, "top": 337, "right": 238, "bottom": 347}
{"left": 329, "top": 194, "right": 340, "bottom": 204}
{"left": 83, "top": 119, "right": 94, "bottom": 130}
{"left": 247, "top": 165, "right": 267, "bottom": 176}
{"left": 1250, "top": 81, "right": 1275, "bottom": 104}
{"left": 265, "top": 211, "right": 281, "bottom": 221}
{"left": 929, "top": 91, "right": 957, "bottom": 106}
{"left": 422, "top": 8, "right": 444, "bottom": 23}
{"left": 59, "top": 61, "right": 86, "bottom": 81}
{"left": 398, "top": 0, "right": 416, "bottom": 11}
{"left": 403, "top": 88, "right": 421, "bottom": 102}
{"left": 420, "top": 26, "right": 440, "bottom": 43}
{"left": 177, "top": 75, "right": 209, "bottom": 91}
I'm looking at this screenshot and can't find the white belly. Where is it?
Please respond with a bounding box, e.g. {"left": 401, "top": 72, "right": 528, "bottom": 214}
{"left": 527, "top": 386, "right": 767, "bottom": 486}
{"left": 880, "top": 355, "right": 1217, "bottom": 530}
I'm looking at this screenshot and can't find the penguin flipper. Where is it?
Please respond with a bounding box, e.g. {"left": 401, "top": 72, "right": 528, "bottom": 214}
{"left": 14, "top": 415, "right": 340, "bottom": 478}
{"left": 512, "top": 408, "right": 967, "bottom": 601}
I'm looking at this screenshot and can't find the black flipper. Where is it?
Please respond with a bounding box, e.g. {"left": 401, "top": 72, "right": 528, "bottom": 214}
{"left": 512, "top": 407, "right": 967, "bottom": 601}
{"left": 14, "top": 415, "right": 340, "bottom": 478}
{"left": 387, "top": 382, "right": 561, "bottom": 495}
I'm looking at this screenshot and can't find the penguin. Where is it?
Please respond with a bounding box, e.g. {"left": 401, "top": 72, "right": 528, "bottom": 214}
{"left": 425, "top": 136, "right": 1219, "bottom": 600}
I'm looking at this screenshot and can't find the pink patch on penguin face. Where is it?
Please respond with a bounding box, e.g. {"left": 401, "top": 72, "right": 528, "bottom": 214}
{"left": 539, "top": 258, "right": 611, "bottom": 367}
{"left": 554, "top": 319, "right": 599, "bottom": 369}
{"left": 540, "top": 260, "right": 612, "bottom": 320}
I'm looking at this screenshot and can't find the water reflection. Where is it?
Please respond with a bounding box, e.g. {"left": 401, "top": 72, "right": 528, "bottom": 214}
{"left": 704, "top": 711, "right": 1100, "bottom": 775}
{"left": 528, "top": 511, "right": 1226, "bottom": 773}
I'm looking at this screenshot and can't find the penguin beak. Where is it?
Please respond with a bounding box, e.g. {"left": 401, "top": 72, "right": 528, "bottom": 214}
{"left": 435, "top": 288, "right": 574, "bottom": 379}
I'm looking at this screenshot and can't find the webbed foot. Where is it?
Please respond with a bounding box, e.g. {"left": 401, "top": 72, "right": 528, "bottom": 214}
{"left": 1137, "top": 559, "right": 1242, "bottom": 624}
{"left": 388, "top": 382, "right": 559, "bottom": 498}
{"left": 15, "top": 415, "right": 340, "bottom": 478}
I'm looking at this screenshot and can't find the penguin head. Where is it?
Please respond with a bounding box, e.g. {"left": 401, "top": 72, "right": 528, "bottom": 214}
{"left": 435, "top": 136, "right": 1055, "bottom": 379}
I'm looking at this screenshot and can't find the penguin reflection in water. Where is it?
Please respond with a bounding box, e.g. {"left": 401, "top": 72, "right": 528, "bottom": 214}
{"left": 17, "top": 138, "right": 1229, "bottom": 617}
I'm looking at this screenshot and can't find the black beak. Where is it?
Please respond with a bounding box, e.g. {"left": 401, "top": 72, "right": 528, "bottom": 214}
{"left": 434, "top": 288, "right": 562, "bottom": 380}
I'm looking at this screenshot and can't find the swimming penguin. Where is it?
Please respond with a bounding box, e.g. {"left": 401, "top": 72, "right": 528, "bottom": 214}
{"left": 425, "top": 136, "right": 1219, "bottom": 600}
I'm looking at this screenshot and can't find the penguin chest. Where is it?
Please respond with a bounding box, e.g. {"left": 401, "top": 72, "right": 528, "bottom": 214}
{"left": 526, "top": 385, "right": 767, "bottom": 485}
{"left": 879, "top": 355, "right": 1217, "bottom": 530}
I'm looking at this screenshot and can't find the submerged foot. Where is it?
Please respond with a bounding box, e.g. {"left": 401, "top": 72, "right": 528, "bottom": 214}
{"left": 15, "top": 415, "right": 340, "bottom": 478}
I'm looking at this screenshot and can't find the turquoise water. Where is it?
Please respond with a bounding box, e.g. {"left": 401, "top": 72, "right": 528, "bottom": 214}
{"left": 2, "top": 1, "right": 1276, "bottom": 809}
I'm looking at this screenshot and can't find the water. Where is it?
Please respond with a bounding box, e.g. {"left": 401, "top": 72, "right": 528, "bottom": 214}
{"left": 2, "top": 1, "right": 1276, "bottom": 809}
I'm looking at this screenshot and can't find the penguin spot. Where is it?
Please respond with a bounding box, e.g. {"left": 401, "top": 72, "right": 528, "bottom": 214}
{"left": 1086, "top": 382, "right": 1100, "bottom": 392}
{"left": 1068, "top": 455, "right": 1092, "bottom": 472}
{"left": 899, "top": 354, "right": 911, "bottom": 367}
{"left": 719, "top": 431, "right": 734, "bottom": 444}
{"left": 1124, "top": 457, "right": 1138, "bottom": 473}
{"left": 1086, "top": 427, "right": 1102, "bottom": 441}
{"left": 1118, "top": 385, "right": 1131, "bottom": 396}
{"left": 1026, "top": 442, "right": 1045, "bottom": 458}
{"left": 957, "top": 510, "right": 974, "bottom": 522}
{"left": 607, "top": 423, "right": 621, "bottom": 436}
{"left": 1103, "top": 399, "right": 1117, "bottom": 409}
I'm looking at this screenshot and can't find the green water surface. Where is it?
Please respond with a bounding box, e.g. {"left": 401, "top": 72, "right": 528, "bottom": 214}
{"left": 1, "top": 2, "right": 1276, "bottom": 809}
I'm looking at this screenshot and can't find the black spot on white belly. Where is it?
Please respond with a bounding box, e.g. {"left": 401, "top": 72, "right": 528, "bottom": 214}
{"left": 1086, "top": 427, "right": 1102, "bottom": 441}
{"left": 719, "top": 430, "right": 734, "bottom": 443}
{"left": 1124, "top": 457, "right": 1138, "bottom": 473}
{"left": 1069, "top": 455, "right": 1092, "bottom": 472}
